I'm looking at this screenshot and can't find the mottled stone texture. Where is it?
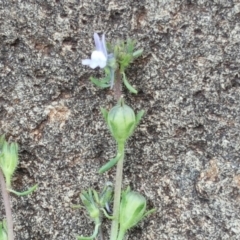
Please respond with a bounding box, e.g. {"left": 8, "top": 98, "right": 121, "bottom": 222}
{"left": 0, "top": 0, "right": 240, "bottom": 239}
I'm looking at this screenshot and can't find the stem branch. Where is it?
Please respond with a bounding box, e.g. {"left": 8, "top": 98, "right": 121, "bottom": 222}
{"left": 0, "top": 170, "right": 14, "bottom": 240}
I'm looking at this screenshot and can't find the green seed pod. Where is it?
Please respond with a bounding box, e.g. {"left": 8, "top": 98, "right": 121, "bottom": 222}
{"left": 0, "top": 136, "right": 18, "bottom": 188}
{"left": 0, "top": 220, "right": 8, "bottom": 240}
{"left": 119, "top": 190, "right": 147, "bottom": 231}
{"left": 107, "top": 99, "right": 136, "bottom": 144}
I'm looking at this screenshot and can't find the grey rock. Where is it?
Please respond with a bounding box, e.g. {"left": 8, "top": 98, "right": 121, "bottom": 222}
{"left": 1, "top": 0, "right": 240, "bottom": 239}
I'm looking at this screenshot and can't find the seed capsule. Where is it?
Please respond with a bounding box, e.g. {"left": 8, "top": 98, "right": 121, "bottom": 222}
{"left": 107, "top": 99, "right": 136, "bottom": 144}
{"left": 119, "top": 190, "right": 147, "bottom": 231}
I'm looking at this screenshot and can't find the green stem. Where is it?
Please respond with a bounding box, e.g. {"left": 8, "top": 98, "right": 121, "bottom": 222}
{"left": 99, "top": 222, "right": 104, "bottom": 240}
{"left": 0, "top": 170, "right": 14, "bottom": 240}
{"left": 113, "top": 68, "right": 122, "bottom": 101}
{"left": 110, "top": 142, "right": 125, "bottom": 240}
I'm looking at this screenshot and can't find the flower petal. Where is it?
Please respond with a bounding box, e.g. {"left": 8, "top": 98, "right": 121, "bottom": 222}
{"left": 91, "top": 51, "right": 107, "bottom": 68}
{"left": 101, "top": 34, "right": 108, "bottom": 58}
{"left": 94, "top": 33, "right": 102, "bottom": 51}
{"left": 98, "top": 60, "right": 107, "bottom": 68}
{"left": 89, "top": 60, "right": 100, "bottom": 69}
{"left": 82, "top": 59, "right": 92, "bottom": 66}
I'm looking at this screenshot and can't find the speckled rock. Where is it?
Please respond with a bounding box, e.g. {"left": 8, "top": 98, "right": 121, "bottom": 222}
{"left": 1, "top": 0, "right": 240, "bottom": 239}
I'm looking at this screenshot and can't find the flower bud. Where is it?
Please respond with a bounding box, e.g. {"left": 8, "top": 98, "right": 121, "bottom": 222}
{"left": 0, "top": 136, "right": 18, "bottom": 188}
{"left": 80, "top": 190, "right": 100, "bottom": 220}
{"left": 119, "top": 190, "right": 147, "bottom": 231}
{"left": 107, "top": 99, "right": 136, "bottom": 144}
{"left": 99, "top": 182, "right": 113, "bottom": 210}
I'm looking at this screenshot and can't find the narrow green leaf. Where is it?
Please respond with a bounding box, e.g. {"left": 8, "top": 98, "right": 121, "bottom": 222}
{"left": 88, "top": 189, "right": 94, "bottom": 202}
{"left": 90, "top": 77, "right": 110, "bottom": 89}
{"left": 133, "top": 49, "right": 143, "bottom": 58}
{"left": 77, "top": 237, "right": 93, "bottom": 240}
{"left": 98, "top": 153, "right": 122, "bottom": 174}
{"left": 71, "top": 204, "right": 82, "bottom": 209}
{"left": 119, "top": 54, "right": 132, "bottom": 71}
{"left": 143, "top": 208, "right": 156, "bottom": 218}
{"left": 100, "top": 208, "right": 115, "bottom": 220}
{"left": 122, "top": 72, "right": 138, "bottom": 94}
{"left": 8, "top": 184, "right": 38, "bottom": 196}
{"left": 135, "top": 110, "right": 145, "bottom": 126}
{"left": 126, "top": 39, "right": 135, "bottom": 53}
{"left": 93, "top": 190, "right": 100, "bottom": 204}
{"left": 80, "top": 191, "right": 90, "bottom": 204}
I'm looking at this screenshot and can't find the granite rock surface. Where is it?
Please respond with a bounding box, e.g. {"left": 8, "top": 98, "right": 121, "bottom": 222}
{"left": 0, "top": 0, "right": 240, "bottom": 239}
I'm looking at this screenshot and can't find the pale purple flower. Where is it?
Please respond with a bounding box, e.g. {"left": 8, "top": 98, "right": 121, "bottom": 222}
{"left": 82, "top": 33, "right": 108, "bottom": 69}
